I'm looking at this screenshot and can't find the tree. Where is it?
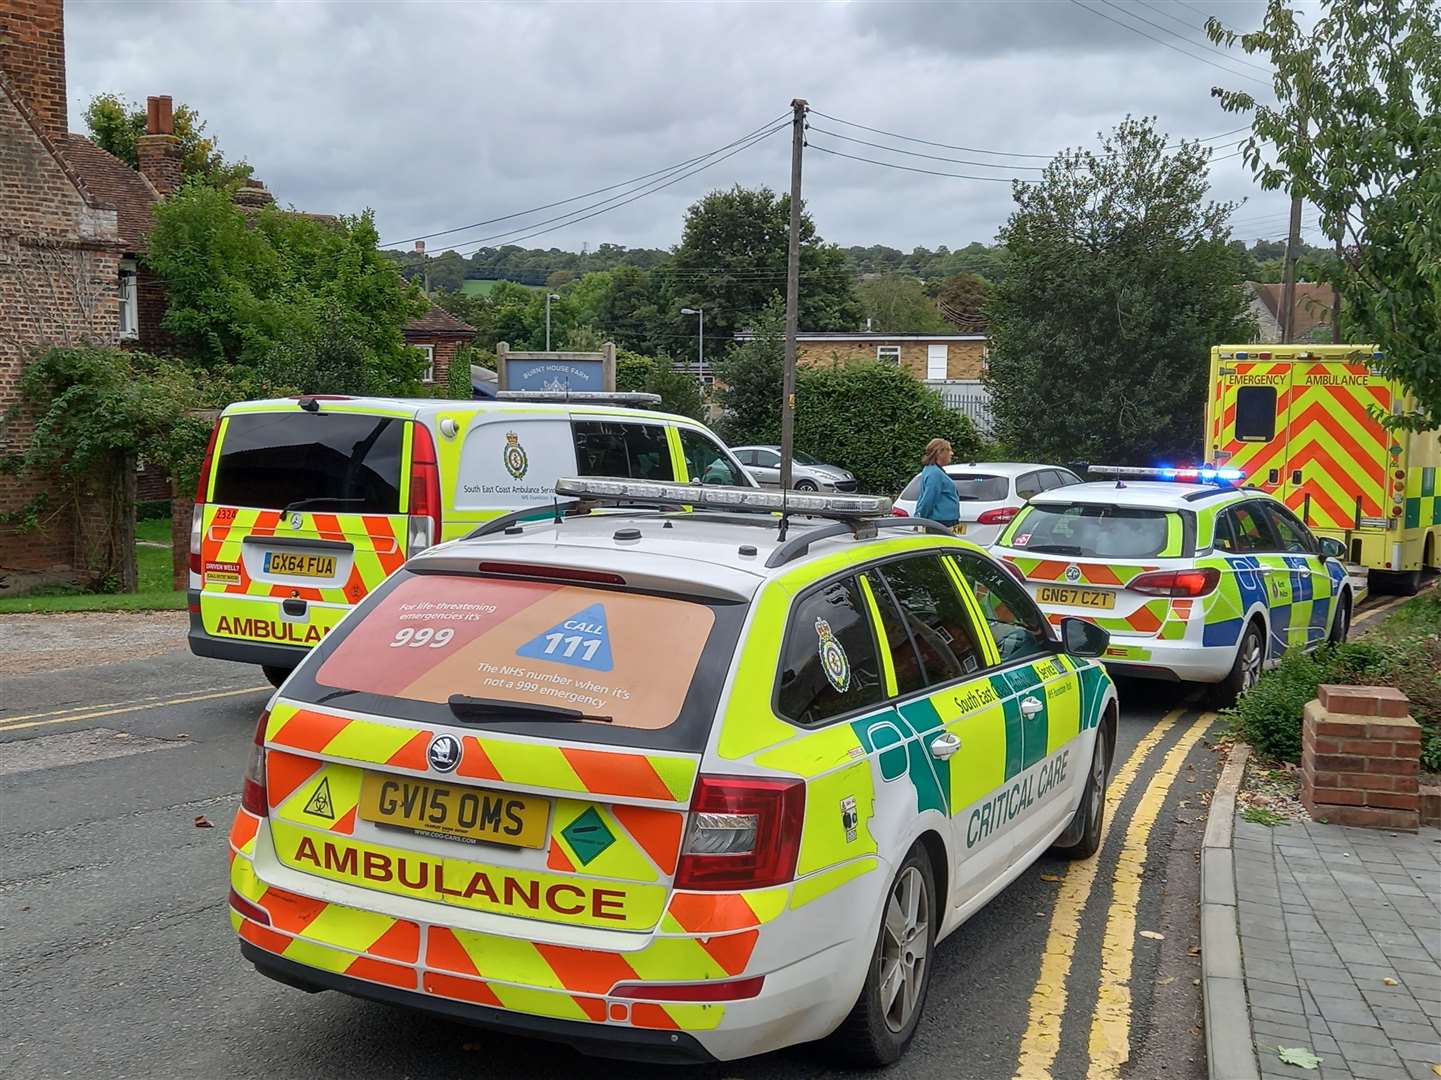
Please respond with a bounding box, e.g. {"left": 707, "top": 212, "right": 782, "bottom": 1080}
{"left": 613, "top": 349, "right": 704, "bottom": 421}
{"left": 985, "top": 117, "right": 1255, "bottom": 464}
{"left": 144, "top": 183, "right": 428, "bottom": 391}
{"left": 856, "top": 274, "right": 951, "bottom": 332}
{"left": 83, "top": 93, "right": 252, "bottom": 188}
{"left": 1207, "top": 0, "right": 1441, "bottom": 430}
{"left": 669, "top": 185, "right": 861, "bottom": 345}
{"left": 935, "top": 273, "right": 994, "bottom": 331}
{"left": 713, "top": 299, "right": 785, "bottom": 445}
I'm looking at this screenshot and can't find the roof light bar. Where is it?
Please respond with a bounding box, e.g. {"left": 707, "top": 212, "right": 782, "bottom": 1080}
{"left": 496, "top": 391, "right": 662, "bottom": 406}
{"left": 553, "top": 477, "right": 892, "bottom": 518}
{"left": 1087, "top": 465, "right": 1245, "bottom": 483}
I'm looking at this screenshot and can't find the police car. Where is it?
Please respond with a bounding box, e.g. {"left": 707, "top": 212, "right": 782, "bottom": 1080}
{"left": 991, "top": 467, "right": 1354, "bottom": 704}
{"left": 227, "top": 479, "right": 1118, "bottom": 1065}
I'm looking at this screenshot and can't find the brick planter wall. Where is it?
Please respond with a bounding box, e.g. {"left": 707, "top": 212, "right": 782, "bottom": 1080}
{"left": 1301, "top": 685, "right": 1421, "bottom": 831}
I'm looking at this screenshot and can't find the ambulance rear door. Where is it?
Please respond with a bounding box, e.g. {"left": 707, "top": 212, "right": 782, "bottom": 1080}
{"left": 1210, "top": 354, "right": 1292, "bottom": 498}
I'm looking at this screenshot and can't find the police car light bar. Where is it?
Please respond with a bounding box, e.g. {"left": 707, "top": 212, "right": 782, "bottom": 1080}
{"left": 553, "top": 477, "right": 893, "bottom": 518}
{"left": 1088, "top": 465, "right": 1245, "bottom": 483}
{"left": 497, "top": 391, "right": 663, "bottom": 406}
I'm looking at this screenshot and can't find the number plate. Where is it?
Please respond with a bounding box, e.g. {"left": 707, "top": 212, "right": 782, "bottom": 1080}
{"left": 263, "top": 551, "right": 337, "bottom": 579}
{"left": 1035, "top": 585, "right": 1116, "bottom": 610}
{"left": 357, "top": 773, "right": 550, "bottom": 848}
{"left": 951, "top": 523, "right": 967, "bottom": 535}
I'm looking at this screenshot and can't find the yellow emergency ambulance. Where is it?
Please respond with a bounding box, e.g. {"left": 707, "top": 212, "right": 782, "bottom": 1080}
{"left": 188, "top": 395, "right": 751, "bottom": 686}
{"left": 226, "top": 479, "right": 1118, "bottom": 1065}
{"left": 1206, "top": 345, "right": 1440, "bottom": 593}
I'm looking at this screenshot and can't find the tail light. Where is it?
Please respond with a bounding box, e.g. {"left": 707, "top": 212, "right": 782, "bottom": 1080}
{"left": 892, "top": 506, "right": 910, "bottom": 517}
{"left": 408, "top": 422, "right": 442, "bottom": 554}
{"left": 1000, "top": 558, "right": 1029, "bottom": 584}
{"left": 1129, "top": 568, "right": 1220, "bottom": 597}
{"left": 240, "top": 709, "right": 269, "bottom": 816}
{"left": 674, "top": 775, "right": 804, "bottom": 890}
{"left": 611, "top": 976, "right": 765, "bottom": 1001}
{"left": 977, "top": 506, "right": 1021, "bottom": 526}
{"left": 190, "top": 420, "right": 222, "bottom": 575}
{"left": 228, "top": 887, "right": 271, "bottom": 926}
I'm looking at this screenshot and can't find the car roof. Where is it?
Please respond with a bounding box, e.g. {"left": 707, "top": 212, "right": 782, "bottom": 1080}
{"left": 410, "top": 512, "right": 982, "bottom": 600}
{"left": 223, "top": 396, "right": 700, "bottom": 428}
{"left": 941, "top": 462, "right": 1067, "bottom": 478}
{"left": 1026, "top": 481, "right": 1248, "bottom": 510}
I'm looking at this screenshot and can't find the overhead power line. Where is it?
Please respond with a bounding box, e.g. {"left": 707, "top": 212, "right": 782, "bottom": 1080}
{"left": 382, "top": 112, "right": 789, "bottom": 249}
{"left": 1115, "top": 0, "right": 1274, "bottom": 74}
{"left": 806, "top": 125, "right": 1047, "bottom": 171}
{"left": 1067, "top": 0, "right": 1271, "bottom": 85}
{"left": 807, "top": 108, "right": 1056, "bottom": 159}
{"left": 807, "top": 140, "right": 1024, "bottom": 182}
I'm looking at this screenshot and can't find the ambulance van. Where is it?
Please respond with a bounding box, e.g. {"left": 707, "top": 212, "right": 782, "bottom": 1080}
{"left": 1205, "top": 345, "right": 1440, "bottom": 594}
{"left": 187, "top": 395, "right": 752, "bottom": 685}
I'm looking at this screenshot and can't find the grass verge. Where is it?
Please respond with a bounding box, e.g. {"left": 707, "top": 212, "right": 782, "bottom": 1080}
{"left": 0, "top": 518, "right": 184, "bottom": 614}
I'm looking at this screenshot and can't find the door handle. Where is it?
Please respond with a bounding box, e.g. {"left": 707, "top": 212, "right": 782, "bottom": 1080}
{"left": 1020, "top": 696, "right": 1044, "bottom": 718}
{"left": 929, "top": 732, "right": 962, "bottom": 760}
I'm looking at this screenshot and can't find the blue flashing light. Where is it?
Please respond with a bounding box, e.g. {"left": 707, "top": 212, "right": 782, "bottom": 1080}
{"left": 1234, "top": 351, "right": 1250, "bottom": 359}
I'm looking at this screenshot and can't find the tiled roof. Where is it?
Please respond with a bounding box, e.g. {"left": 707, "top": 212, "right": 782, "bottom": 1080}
{"left": 1247, "top": 281, "right": 1335, "bottom": 339}
{"left": 54, "top": 133, "right": 159, "bottom": 251}
{"left": 405, "top": 302, "right": 478, "bottom": 337}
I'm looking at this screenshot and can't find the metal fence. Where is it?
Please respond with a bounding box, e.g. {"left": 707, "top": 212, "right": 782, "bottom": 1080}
{"left": 926, "top": 380, "right": 994, "bottom": 436}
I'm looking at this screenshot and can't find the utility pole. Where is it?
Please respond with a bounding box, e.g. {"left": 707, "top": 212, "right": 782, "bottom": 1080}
{"left": 1332, "top": 233, "right": 1344, "bottom": 344}
{"left": 780, "top": 98, "right": 807, "bottom": 493}
{"left": 1280, "top": 192, "right": 1303, "bottom": 342}
{"left": 545, "top": 292, "right": 560, "bottom": 351}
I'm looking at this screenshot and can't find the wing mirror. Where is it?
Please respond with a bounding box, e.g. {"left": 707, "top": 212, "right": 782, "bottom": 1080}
{"left": 1318, "top": 536, "right": 1346, "bottom": 561}
{"left": 1060, "top": 616, "right": 1110, "bottom": 659}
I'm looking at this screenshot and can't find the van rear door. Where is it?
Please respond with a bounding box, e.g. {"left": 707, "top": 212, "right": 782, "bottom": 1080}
{"left": 1211, "top": 358, "right": 1292, "bottom": 498}
{"left": 198, "top": 408, "right": 410, "bottom": 652}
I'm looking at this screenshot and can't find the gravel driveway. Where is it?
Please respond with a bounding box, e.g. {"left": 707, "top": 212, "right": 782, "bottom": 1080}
{"left": 0, "top": 611, "right": 188, "bottom": 674}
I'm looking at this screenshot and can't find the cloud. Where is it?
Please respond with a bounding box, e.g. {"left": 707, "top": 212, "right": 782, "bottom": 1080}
{"left": 62, "top": 0, "right": 1311, "bottom": 257}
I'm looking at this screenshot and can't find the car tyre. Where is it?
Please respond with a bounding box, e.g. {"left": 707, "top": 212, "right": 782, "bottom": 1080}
{"left": 1053, "top": 724, "right": 1110, "bottom": 859}
{"left": 794, "top": 479, "right": 818, "bottom": 492}
{"left": 262, "top": 665, "right": 291, "bottom": 689}
{"left": 1211, "top": 620, "right": 1264, "bottom": 708}
{"left": 827, "top": 844, "right": 937, "bottom": 1067}
{"left": 1328, "top": 590, "right": 1351, "bottom": 645}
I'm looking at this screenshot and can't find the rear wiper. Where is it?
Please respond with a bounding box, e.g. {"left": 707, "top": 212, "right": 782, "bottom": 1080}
{"left": 280, "top": 497, "right": 367, "bottom": 514}
{"left": 446, "top": 695, "right": 613, "bottom": 724}
{"left": 1024, "top": 543, "right": 1086, "bottom": 555}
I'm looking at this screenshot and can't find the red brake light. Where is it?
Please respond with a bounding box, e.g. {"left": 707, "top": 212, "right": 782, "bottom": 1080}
{"left": 892, "top": 506, "right": 910, "bottom": 517}
{"left": 674, "top": 775, "right": 804, "bottom": 890}
{"left": 1129, "top": 568, "right": 1220, "bottom": 597}
{"left": 228, "top": 887, "right": 271, "bottom": 926}
{"left": 407, "top": 422, "right": 442, "bottom": 553}
{"left": 476, "top": 562, "right": 626, "bottom": 586}
{"left": 190, "top": 420, "right": 222, "bottom": 575}
{"left": 1000, "top": 558, "right": 1029, "bottom": 584}
{"left": 611, "top": 976, "right": 765, "bottom": 1001}
{"left": 977, "top": 506, "right": 1021, "bottom": 526}
{"left": 240, "top": 709, "right": 269, "bottom": 816}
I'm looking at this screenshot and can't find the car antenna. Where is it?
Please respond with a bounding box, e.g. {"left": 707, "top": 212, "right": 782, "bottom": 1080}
{"left": 778, "top": 487, "right": 789, "bottom": 542}
{"left": 552, "top": 495, "right": 563, "bottom": 524}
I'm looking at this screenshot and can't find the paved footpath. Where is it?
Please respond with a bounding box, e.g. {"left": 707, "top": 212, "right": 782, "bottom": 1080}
{"left": 1233, "top": 816, "right": 1441, "bottom": 1080}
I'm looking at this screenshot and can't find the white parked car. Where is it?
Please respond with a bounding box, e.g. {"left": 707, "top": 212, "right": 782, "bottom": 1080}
{"left": 893, "top": 462, "right": 1083, "bottom": 546}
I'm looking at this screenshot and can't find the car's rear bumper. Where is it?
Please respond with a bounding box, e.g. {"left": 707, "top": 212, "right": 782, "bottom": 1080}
{"left": 1101, "top": 638, "right": 1236, "bottom": 684}
{"left": 240, "top": 941, "right": 716, "bottom": 1064}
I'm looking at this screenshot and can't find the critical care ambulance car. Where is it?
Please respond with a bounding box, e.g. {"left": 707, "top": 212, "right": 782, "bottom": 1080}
{"left": 992, "top": 468, "right": 1353, "bottom": 703}
{"left": 188, "top": 395, "right": 752, "bottom": 686}
{"left": 227, "top": 480, "right": 1118, "bottom": 1065}
{"left": 1206, "top": 344, "right": 1440, "bottom": 594}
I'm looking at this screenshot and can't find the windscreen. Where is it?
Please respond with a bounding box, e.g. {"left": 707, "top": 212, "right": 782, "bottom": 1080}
{"left": 952, "top": 474, "right": 1008, "bottom": 501}
{"left": 793, "top": 450, "right": 822, "bottom": 466}
{"left": 212, "top": 412, "right": 404, "bottom": 513}
{"left": 294, "top": 571, "right": 744, "bottom": 751}
{"left": 1009, "top": 504, "right": 1175, "bottom": 559}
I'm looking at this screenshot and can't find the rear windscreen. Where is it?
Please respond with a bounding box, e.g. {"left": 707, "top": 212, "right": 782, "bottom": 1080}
{"left": 212, "top": 412, "right": 404, "bottom": 513}
{"left": 1009, "top": 504, "right": 1176, "bottom": 559}
{"left": 291, "top": 571, "right": 745, "bottom": 751}
{"left": 1234, "top": 387, "right": 1278, "bottom": 441}
{"left": 900, "top": 472, "right": 1008, "bottom": 502}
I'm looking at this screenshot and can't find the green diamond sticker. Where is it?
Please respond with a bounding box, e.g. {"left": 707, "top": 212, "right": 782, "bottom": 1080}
{"left": 561, "top": 807, "right": 615, "bottom": 865}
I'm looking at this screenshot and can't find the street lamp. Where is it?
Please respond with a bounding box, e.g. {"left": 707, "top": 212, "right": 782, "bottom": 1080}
{"left": 545, "top": 293, "right": 561, "bottom": 351}
{"left": 680, "top": 306, "right": 704, "bottom": 387}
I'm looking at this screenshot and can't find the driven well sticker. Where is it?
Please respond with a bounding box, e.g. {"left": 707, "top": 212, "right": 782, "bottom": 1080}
{"left": 315, "top": 576, "right": 713, "bottom": 731}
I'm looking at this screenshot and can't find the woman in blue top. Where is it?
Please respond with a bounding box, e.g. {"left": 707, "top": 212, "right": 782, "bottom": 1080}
{"left": 913, "top": 438, "right": 961, "bottom": 528}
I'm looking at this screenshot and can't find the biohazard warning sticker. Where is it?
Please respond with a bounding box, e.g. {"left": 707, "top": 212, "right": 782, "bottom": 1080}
{"left": 303, "top": 777, "right": 335, "bottom": 819}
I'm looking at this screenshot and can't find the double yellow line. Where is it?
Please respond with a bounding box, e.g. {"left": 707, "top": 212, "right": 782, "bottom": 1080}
{"left": 1013, "top": 703, "right": 1215, "bottom": 1080}
{"left": 0, "top": 686, "right": 269, "bottom": 734}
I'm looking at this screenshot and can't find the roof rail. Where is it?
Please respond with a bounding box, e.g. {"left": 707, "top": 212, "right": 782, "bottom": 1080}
{"left": 765, "top": 517, "right": 954, "bottom": 568}
{"left": 496, "top": 391, "right": 662, "bottom": 406}
{"left": 553, "top": 477, "right": 893, "bottom": 519}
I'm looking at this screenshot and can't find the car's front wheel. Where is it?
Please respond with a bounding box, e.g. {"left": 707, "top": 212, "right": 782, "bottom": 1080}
{"left": 794, "top": 479, "right": 819, "bottom": 492}
{"left": 828, "top": 845, "right": 936, "bottom": 1067}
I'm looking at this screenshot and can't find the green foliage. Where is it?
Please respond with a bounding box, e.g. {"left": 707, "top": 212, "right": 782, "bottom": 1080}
{"left": 713, "top": 299, "right": 785, "bottom": 446}
{"left": 669, "top": 185, "right": 862, "bottom": 343}
{"left": 986, "top": 116, "right": 1255, "bottom": 464}
{"left": 935, "top": 273, "right": 994, "bottom": 330}
{"left": 1241, "top": 806, "right": 1290, "bottom": 827}
{"left": 145, "top": 184, "right": 427, "bottom": 391}
{"left": 856, "top": 274, "right": 951, "bottom": 333}
{"left": 794, "top": 363, "right": 981, "bottom": 495}
{"left": 447, "top": 345, "right": 479, "bottom": 399}
{"left": 83, "top": 93, "right": 252, "bottom": 188}
{"left": 1208, "top": 0, "right": 1441, "bottom": 431}
{"left": 614, "top": 349, "right": 704, "bottom": 421}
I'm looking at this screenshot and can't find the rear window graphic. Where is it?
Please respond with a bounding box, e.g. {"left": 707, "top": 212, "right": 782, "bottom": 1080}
{"left": 314, "top": 576, "right": 714, "bottom": 731}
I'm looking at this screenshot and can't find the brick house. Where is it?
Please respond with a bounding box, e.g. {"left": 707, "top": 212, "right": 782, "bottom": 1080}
{"left": 1244, "top": 281, "right": 1336, "bottom": 344}
{"left": 403, "top": 302, "right": 479, "bottom": 391}
{"left": 732, "top": 330, "right": 990, "bottom": 382}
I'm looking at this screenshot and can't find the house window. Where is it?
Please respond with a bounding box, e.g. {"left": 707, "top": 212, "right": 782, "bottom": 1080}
{"left": 876, "top": 345, "right": 901, "bottom": 365}
{"left": 118, "top": 259, "right": 138, "bottom": 341}
{"left": 414, "top": 343, "right": 435, "bottom": 383}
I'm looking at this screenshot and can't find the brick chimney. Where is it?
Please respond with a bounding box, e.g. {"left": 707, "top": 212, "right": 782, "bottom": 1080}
{"left": 0, "top": 0, "right": 69, "bottom": 139}
{"left": 231, "top": 178, "right": 275, "bottom": 209}
{"left": 136, "top": 95, "right": 184, "bottom": 195}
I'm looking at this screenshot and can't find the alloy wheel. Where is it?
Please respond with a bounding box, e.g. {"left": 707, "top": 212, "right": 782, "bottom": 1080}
{"left": 879, "top": 866, "right": 930, "bottom": 1033}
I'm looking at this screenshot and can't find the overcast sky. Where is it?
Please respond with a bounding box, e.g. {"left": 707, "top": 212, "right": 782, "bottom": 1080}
{"left": 65, "top": 0, "right": 1325, "bottom": 257}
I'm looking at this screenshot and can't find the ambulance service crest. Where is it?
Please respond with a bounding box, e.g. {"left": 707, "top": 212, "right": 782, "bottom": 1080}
{"left": 816, "top": 617, "right": 851, "bottom": 693}
{"left": 502, "top": 430, "right": 529, "bottom": 480}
